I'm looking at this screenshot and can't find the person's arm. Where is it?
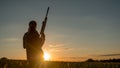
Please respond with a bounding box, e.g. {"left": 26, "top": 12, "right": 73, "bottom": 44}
{"left": 23, "top": 33, "right": 26, "bottom": 49}
{"left": 39, "top": 33, "right": 45, "bottom": 47}
{"left": 23, "top": 33, "right": 31, "bottom": 49}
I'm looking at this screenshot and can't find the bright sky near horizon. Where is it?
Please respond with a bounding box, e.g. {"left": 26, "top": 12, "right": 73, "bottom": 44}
{"left": 0, "top": 0, "right": 120, "bottom": 61}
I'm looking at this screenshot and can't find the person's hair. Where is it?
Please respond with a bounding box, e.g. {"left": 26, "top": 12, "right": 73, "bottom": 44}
{"left": 28, "top": 20, "right": 37, "bottom": 32}
{"left": 29, "top": 20, "right": 37, "bottom": 27}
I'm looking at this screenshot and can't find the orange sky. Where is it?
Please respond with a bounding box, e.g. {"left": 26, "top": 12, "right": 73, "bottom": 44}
{"left": 0, "top": 0, "right": 120, "bottom": 61}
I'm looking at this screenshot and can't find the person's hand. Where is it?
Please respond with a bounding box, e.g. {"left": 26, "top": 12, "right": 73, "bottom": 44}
{"left": 41, "top": 33, "right": 45, "bottom": 39}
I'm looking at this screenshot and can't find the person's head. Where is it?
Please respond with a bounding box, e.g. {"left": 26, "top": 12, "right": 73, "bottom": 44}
{"left": 28, "top": 20, "right": 37, "bottom": 31}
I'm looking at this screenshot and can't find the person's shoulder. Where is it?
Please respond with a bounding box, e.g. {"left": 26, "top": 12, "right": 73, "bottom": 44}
{"left": 24, "top": 32, "right": 29, "bottom": 36}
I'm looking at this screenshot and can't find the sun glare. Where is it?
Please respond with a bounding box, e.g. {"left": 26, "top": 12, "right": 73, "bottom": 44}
{"left": 44, "top": 52, "right": 50, "bottom": 61}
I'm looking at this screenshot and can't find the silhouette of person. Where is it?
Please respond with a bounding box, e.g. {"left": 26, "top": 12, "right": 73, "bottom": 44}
{"left": 23, "top": 20, "right": 45, "bottom": 68}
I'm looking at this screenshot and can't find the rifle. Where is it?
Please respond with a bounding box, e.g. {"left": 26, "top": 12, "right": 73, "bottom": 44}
{"left": 40, "top": 7, "right": 50, "bottom": 34}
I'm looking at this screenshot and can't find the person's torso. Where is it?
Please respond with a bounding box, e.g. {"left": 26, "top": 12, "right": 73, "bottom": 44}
{"left": 24, "top": 31, "right": 41, "bottom": 50}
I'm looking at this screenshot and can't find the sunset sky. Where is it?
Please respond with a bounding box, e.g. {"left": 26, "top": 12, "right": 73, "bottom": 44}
{"left": 0, "top": 0, "right": 120, "bottom": 61}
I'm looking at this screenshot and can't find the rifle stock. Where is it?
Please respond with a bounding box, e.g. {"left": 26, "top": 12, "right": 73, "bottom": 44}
{"left": 40, "top": 7, "right": 49, "bottom": 34}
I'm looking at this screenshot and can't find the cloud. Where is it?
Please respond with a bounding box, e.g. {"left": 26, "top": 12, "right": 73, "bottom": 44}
{"left": 49, "top": 44, "right": 64, "bottom": 48}
{"left": 49, "top": 47, "right": 73, "bottom": 52}
{"left": 47, "top": 43, "right": 74, "bottom": 53}
{"left": 54, "top": 56, "right": 88, "bottom": 61}
{"left": 2, "top": 38, "right": 19, "bottom": 42}
{"left": 99, "top": 54, "right": 120, "bottom": 56}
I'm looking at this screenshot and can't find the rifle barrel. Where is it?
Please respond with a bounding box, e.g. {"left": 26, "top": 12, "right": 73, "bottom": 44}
{"left": 40, "top": 7, "right": 50, "bottom": 34}
{"left": 45, "top": 7, "right": 49, "bottom": 18}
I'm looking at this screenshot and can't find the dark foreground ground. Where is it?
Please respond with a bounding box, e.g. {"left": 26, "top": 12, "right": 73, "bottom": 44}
{"left": 0, "top": 60, "right": 120, "bottom": 68}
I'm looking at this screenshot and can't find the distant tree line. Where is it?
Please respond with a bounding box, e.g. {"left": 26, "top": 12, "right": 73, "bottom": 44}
{"left": 86, "top": 58, "right": 120, "bottom": 62}
{"left": 0, "top": 57, "right": 120, "bottom": 68}
{"left": 0, "top": 57, "right": 120, "bottom": 62}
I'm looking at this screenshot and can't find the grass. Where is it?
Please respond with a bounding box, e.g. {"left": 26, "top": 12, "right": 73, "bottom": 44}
{"left": 0, "top": 60, "right": 120, "bottom": 68}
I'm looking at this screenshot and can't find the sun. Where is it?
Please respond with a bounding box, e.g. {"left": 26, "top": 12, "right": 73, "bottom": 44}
{"left": 44, "top": 52, "right": 50, "bottom": 61}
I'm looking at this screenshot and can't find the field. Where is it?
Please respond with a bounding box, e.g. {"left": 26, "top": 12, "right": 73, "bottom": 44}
{"left": 0, "top": 60, "right": 120, "bottom": 68}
